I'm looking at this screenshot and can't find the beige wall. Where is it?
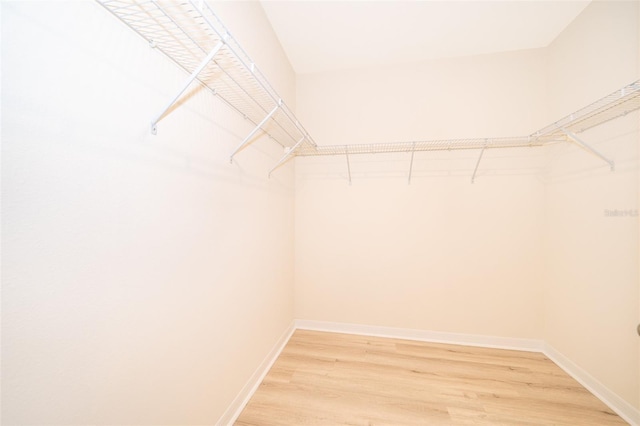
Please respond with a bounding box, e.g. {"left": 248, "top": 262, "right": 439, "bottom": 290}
{"left": 3, "top": 0, "right": 639, "bottom": 423}
{"left": 295, "top": 49, "right": 549, "bottom": 338}
{"left": 2, "top": 1, "right": 295, "bottom": 424}
{"left": 295, "top": 0, "right": 639, "bottom": 412}
{"left": 544, "top": 0, "right": 639, "bottom": 409}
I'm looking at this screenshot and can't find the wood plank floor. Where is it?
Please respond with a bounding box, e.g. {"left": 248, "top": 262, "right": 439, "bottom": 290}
{"left": 235, "top": 330, "right": 627, "bottom": 425}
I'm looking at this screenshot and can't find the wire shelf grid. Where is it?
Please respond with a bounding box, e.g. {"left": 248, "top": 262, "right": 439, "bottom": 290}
{"left": 296, "top": 80, "right": 640, "bottom": 157}
{"left": 296, "top": 137, "right": 546, "bottom": 157}
{"left": 98, "top": 1, "right": 639, "bottom": 169}
{"left": 533, "top": 80, "right": 640, "bottom": 141}
{"left": 98, "top": 0, "right": 317, "bottom": 151}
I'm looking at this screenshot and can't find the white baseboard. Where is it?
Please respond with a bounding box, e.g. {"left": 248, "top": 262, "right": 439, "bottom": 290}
{"left": 296, "top": 319, "right": 639, "bottom": 425}
{"left": 295, "top": 319, "right": 544, "bottom": 352}
{"left": 543, "top": 343, "right": 639, "bottom": 426}
{"left": 216, "top": 321, "right": 296, "bottom": 426}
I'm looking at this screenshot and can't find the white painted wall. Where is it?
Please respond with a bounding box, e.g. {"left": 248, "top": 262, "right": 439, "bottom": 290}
{"left": 544, "top": 0, "right": 639, "bottom": 410}
{"left": 3, "top": 0, "right": 639, "bottom": 423}
{"left": 295, "top": 49, "right": 549, "bottom": 339}
{"left": 294, "top": 0, "right": 640, "bottom": 413}
{"left": 2, "top": 1, "right": 295, "bottom": 424}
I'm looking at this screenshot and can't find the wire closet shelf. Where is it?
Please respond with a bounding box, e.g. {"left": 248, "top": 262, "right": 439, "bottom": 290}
{"left": 97, "top": 0, "right": 640, "bottom": 175}
{"left": 97, "top": 0, "right": 317, "bottom": 161}
{"left": 295, "top": 80, "right": 640, "bottom": 157}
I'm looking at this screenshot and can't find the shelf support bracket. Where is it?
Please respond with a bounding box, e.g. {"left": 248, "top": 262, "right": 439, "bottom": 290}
{"left": 230, "top": 102, "right": 281, "bottom": 163}
{"left": 151, "top": 39, "right": 225, "bottom": 135}
{"left": 346, "top": 149, "right": 352, "bottom": 185}
{"left": 471, "top": 143, "right": 486, "bottom": 184}
{"left": 268, "top": 136, "right": 306, "bottom": 178}
{"left": 408, "top": 143, "right": 416, "bottom": 185}
{"left": 561, "top": 128, "right": 615, "bottom": 171}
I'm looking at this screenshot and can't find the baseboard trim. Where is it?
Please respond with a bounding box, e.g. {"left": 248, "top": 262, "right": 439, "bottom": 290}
{"left": 296, "top": 319, "right": 639, "bottom": 425}
{"left": 217, "top": 321, "right": 296, "bottom": 426}
{"left": 219, "top": 320, "right": 639, "bottom": 426}
{"left": 543, "top": 343, "right": 639, "bottom": 426}
{"left": 295, "top": 319, "right": 544, "bottom": 352}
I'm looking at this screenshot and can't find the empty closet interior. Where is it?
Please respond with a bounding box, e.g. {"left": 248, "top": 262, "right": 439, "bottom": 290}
{"left": 2, "top": 0, "right": 639, "bottom": 424}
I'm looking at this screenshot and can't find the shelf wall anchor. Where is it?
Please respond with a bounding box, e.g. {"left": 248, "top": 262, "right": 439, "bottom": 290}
{"left": 230, "top": 102, "right": 281, "bottom": 163}
{"left": 471, "top": 143, "right": 487, "bottom": 184}
{"left": 268, "top": 136, "right": 306, "bottom": 177}
{"left": 561, "top": 128, "right": 615, "bottom": 171}
{"left": 150, "top": 39, "right": 225, "bottom": 135}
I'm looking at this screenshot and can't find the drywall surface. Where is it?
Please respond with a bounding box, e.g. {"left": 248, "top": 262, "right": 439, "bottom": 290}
{"left": 544, "top": 0, "right": 640, "bottom": 410}
{"left": 295, "top": 50, "right": 548, "bottom": 338}
{"left": 2, "top": 1, "right": 295, "bottom": 424}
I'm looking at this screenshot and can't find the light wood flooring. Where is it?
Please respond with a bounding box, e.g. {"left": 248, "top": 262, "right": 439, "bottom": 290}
{"left": 235, "top": 330, "right": 627, "bottom": 425}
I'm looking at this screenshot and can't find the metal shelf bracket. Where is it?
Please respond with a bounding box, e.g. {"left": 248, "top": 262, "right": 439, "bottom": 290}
{"left": 230, "top": 101, "right": 282, "bottom": 163}
{"left": 471, "top": 142, "right": 487, "bottom": 184}
{"left": 408, "top": 143, "right": 416, "bottom": 185}
{"left": 269, "top": 136, "right": 306, "bottom": 177}
{"left": 561, "top": 128, "right": 615, "bottom": 171}
{"left": 150, "top": 39, "right": 226, "bottom": 135}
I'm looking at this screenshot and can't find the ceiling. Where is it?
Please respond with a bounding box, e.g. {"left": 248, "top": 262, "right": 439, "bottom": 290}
{"left": 260, "top": 1, "right": 591, "bottom": 74}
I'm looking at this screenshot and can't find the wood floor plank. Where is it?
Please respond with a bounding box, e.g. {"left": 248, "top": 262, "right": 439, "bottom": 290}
{"left": 235, "top": 330, "right": 628, "bottom": 425}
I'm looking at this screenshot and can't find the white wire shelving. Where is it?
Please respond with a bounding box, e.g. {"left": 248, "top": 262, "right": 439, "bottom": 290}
{"left": 97, "top": 0, "right": 317, "bottom": 167}
{"left": 97, "top": 1, "right": 640, "bottom": 181}
{"left": 296, "top": 80, "right": 640, "bottom": 157}
{"left": 295, "top": 80, "right": 640, "bottom": 182}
